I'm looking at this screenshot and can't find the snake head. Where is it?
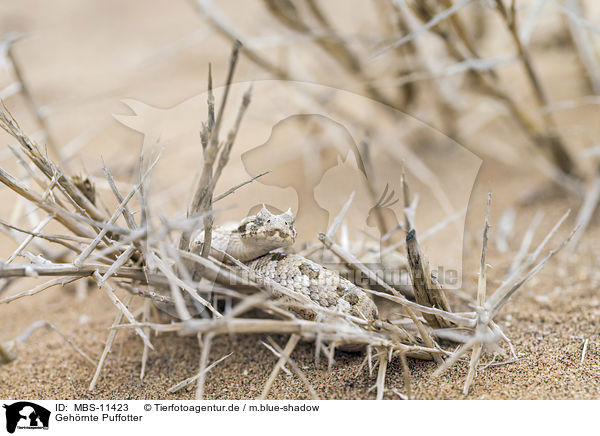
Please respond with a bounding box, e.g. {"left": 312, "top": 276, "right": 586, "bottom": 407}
{"left": 238, "top": 205, "right": 296, "bottom": 249}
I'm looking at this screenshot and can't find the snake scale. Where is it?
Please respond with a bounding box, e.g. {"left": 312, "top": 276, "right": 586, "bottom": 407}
{"left": 190, "top": 205, "right": 378, "bottom": 323}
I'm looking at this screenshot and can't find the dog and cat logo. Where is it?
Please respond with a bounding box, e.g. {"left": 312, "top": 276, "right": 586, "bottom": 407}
{"left": 2, "top": 402, "right": 50, "bottom": 433}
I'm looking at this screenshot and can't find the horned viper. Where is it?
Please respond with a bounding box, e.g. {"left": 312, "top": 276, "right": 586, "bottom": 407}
{"left": 190, "top": 205, "right": 378, "bottom": 323}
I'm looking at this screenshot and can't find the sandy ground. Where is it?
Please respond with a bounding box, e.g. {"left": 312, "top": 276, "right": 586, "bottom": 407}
{"left": 1, "top": 1, "right": 599, "bottom": 400}
{"left": 1, "top": 173, "right": 598, "bottom": 400}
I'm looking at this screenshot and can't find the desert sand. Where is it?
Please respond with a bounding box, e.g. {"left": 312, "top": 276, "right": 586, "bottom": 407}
{"left": 1, "top": 0, "right": 599, "bottom": 400}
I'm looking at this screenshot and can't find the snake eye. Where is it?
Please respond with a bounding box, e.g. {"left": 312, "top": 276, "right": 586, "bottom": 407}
{"left": 267, "top": 219, "right": 271, "bottom": 223}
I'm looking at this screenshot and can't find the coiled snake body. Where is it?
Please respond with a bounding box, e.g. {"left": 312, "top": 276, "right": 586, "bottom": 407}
{"left": 190, "top": 205, "right": 378, "bottom": 323}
